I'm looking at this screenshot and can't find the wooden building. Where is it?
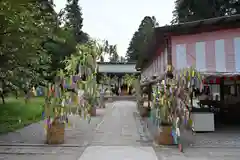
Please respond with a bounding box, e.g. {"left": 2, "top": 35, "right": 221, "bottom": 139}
{"left": 97, "top": 62, "right": 140, "bottom": 95}
{"left": 137, "top": 14, "right": 240, "bottom": 79}
{"left": 137, "top": 14, "right": 240, "bottom": 125}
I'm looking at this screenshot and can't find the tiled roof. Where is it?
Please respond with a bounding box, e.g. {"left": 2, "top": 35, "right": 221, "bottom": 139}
{"left": 98, "top": 63, "right": 139, "bottom": 73}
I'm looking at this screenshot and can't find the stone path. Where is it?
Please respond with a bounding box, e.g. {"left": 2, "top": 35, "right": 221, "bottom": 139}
{"left": 78, "top": 101, "right": 158, "bottom": 160}
{"left": 1, "top": 101, "right": 240, "bottom": 159}
{"left": 0, "top": 108, "right": 106, "bottom": 145}
{"left": 91, "top": 101, "right": 140, "bottom": 146}
{"left": 192, "top": 128, "right": 240, "bottom": 148}
{"left": 80, "top": 101, "right": 240, "bottom": 160}
{"left": 0, "top": 105, "right": 108, "bottom": 160}
{"left": 155, "top": 147, "right": 240, "bottom": 160}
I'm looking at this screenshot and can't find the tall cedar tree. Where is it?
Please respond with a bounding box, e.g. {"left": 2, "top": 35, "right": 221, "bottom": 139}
{"left": 126, "top": 16, "right": 158, "bottom": 62}
{"left": 172, "top": 0, "right": 240, "bottom": 24}
{"left": 109, "top": 45, "right": 119, "bottom": 62}
{"left": 65, "top": 0, "right": 88, "bottom": 43}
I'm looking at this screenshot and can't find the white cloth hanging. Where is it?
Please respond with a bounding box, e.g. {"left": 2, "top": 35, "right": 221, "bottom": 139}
{"left": 176, "top": 117, "right": 180, "bottom": 137}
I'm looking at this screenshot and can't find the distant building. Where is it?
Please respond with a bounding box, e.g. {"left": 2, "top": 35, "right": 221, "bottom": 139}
{"left": 97, "top": 62, "right": 140, "bottom": 95}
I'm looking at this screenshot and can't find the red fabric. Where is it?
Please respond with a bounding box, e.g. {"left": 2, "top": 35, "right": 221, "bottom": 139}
{"left": 215, "top": 78, "right": 220, "bottom": 84}
{"left": 202, "top": 79, "right": 206, "bottom": 84}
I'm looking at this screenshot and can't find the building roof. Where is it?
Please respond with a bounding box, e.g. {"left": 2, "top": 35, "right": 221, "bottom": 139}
{"left": 155, "top": 14, "right": 240, "bottom": 36}
{"left": 98, "top": 62, "right": 136, "bottom": 65}
{"left": 136, "top": 14, "right": 240, "bottom": 70}
{"left": 98, "top": 62, "right": 140, "bottom": 73}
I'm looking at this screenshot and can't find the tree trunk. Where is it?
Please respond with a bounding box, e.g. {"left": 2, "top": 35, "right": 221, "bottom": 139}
{"left": 24, "top": 90, "right": 30, "bottom": 104}
{"left": 15, "top": 91, "right": 18, "bottom": 99}
{"left": 1, "top": 93, "right": 5, "bottom": 104}
{"left": 0, "top": 79, "right": 5, "bottom": 104}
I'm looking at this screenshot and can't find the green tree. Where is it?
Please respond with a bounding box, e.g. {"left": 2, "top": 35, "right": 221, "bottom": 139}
{"left": 64, "top": 0, "right": 89, "bottom": 43}
{"left": 0, "top": 0, "right": 58, "bottom": 103}
{"left": 119, "top": 56, "right": 126, "bottom": 63}
{"left": 125, "top": 16, "right": 159, "bottom": 62}
{"left": 109, "top": 45, "right": 119, "bottom": 62}
{"left": 0, "top": 0, "right": 107, "bottom": 104}
{"left": 100, "top": 40, "right": 119, "bottom": 62}
{"left": 172, "top": 0, "right": 240, "bottom": 24}
{"left": 42, "top": 27, "right": 77, "bottom": 81}
{"left": 99, "top": 40, "right": 110, "bottom": 62}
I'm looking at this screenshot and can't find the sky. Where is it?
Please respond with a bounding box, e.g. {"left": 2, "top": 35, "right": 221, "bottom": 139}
{"left": 54, "top": 0, "right": 175, "bottom": 57}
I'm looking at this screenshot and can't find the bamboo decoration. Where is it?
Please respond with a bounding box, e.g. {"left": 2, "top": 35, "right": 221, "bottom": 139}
{"left": 44, "top": 82, "right": 67, "bottom": 144}
{"left": 43, "top": 41, "right": 103, "bottom": 144}
{"left": 153, "top": 65, "right": 202, "bottom": 145}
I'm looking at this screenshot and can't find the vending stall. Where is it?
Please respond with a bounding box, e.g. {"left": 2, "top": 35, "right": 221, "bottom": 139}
{"left": 199, "top": 72, "right": 240, "bottom": 126}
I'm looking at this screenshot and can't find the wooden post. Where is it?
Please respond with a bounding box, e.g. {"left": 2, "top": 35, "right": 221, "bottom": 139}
{"left": 234, "top": 79, "right": 237, "bottom": 96}
{"left": 166, "top": 36, "right": 172, "bottom": 66}
{"left": 220, "top": 77, "right": 224, "bottom": 102}
{"left": 148, "top": 84, "right": 152, "bottom": 108}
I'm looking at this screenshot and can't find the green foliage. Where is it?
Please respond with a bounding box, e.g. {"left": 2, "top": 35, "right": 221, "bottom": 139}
{"left": 172, "top": 0, "right": 240, "bottom": 24}
{"left": 0, "top": 0, "right": 59, "bottom": 102}
{"left": 64, "top": 0, "right": 89, "bottom": 43}
{"left": 0, "top": 0, "right": 92, "bottom": 102}
{"left": 123, "top": 74, "right": 136, "bottom": 87}
{"left": 63, "top": 41, "right": 103, "bottom": 109}
{"left": 126, "top": 16, "right": 159, "bottom": 62}
{"left": 99, "top": 40, "right": 119, "bottom": 62}
{"left": 108, "top": 45, "right": 119, "bottom": 62}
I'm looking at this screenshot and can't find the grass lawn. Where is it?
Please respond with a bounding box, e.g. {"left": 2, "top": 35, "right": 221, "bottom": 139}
{"left": 0, "top": 97, "right": 45, "bottom": 134}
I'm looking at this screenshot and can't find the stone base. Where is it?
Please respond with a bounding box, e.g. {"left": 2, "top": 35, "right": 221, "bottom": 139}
{"left": 89, "top": 107, "right": 97, "bottom": 116}
{"left": 107, "top": 98, "right": 113, "bottom": 102}
{"left": 46, "top": 121, "right": 65, "bottom": 144}
{"left": 154, "top": 126, "right": 173, "bottom": 145}
{"left": 140, "top": 107, "right": 150, "bottom": 118}
{"left": 99, "top": 104, "right": 106, "bottom": 108}
{"left": 121, "top": 90, "right": 128, "bottom": 95}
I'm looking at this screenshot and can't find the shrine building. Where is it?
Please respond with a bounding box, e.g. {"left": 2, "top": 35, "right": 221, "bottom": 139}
{"left": 137, "top": 14, "right": 240, "bottom": 126}
{"left": 97, "top": 62, "right": 140, "bottom": 95}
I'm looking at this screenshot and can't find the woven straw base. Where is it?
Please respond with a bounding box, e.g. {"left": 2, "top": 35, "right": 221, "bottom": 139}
{"left": 107, "top": 98, "right": 113, "bottom": 102}
{"left": 89, "top": 107, "right": 96, "bottom": 116}
{"left": 46, "top": 121, "right": 65, "bottom": 144}
{"left": 121, "top": 90, "right": 128, "bottom": 95}
{"left": 140, "top": 107, "right": 150, "bottom": 118}
{"left": 155, "top": 126, "right": 173, "bottom": 145}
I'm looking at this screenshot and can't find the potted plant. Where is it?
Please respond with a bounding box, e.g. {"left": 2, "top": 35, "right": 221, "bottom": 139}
{"left": 76, "top": 41, "right": 101, "bottom": 116}
{"left": 137, "top": 84, "right": 151, "bottom": 119}
{"left": 84, "top": 93, "right": 97, "bottom": 116}
{"left": 83, "top": 75, "right": 98, "bottom": 117}
{"left": 134, "top": 77, "right": 142, "bottom": 110}
{"left": 45, "top": 82, "right": 67, "bottom": 144}
{"left": 44, "top": 40, "right": 104, "bottom": 144}
{"left": 152, "top": 65, "right": 178, "bottom": 145}
{"left": 154, "top": 78, "right": 176, "bottom": 145}
{"left": 154, "top": 65, "right": 202, "bottom": 145}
